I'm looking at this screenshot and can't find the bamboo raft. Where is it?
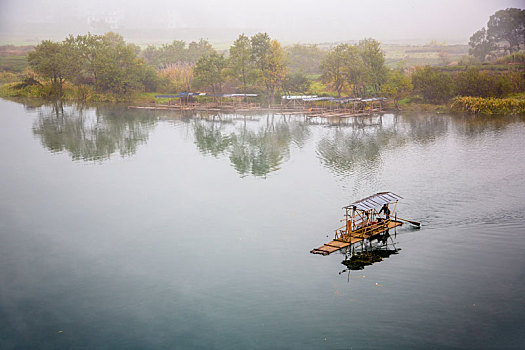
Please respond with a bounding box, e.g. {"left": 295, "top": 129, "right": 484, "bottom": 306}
{"left": 311, "top": 192, "right": 407, "bottom": 256}
{"left": 311, "top": 220, "right": 402, "bottom": 255}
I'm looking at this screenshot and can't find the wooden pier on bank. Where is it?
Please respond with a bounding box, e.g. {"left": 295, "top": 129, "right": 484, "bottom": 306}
{"left": 284, "top": 95, "right": 386, "bottom": 118}
{"left": 128, "top": 104, "right": 262, "bottom": 113}
{"left": 128, "top": 94, "right": 388, "bottom": 118}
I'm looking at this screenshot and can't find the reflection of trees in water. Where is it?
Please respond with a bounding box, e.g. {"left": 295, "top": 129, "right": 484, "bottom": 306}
{"left": 400, "top": 113, "right": 449, "bottom": 143}
{"left": 229, "top": 121, "right": 290, "bottom": 177}
{"left": 4, "top": 96, "right": 48, "bottom": 112}
{"left": 193, "top": 115, "right": 310, "bottom": 177}
{"left": 194, "top": 112, "right": 524, "bottom": 179}
{"left": 32, "top": 102, "right": 156, "bottom": 161}
{"left": 402, "top": 113, "right": 524, "bottom": 142}
{"left": 317, "top": 129, "right": 383, "bottom": 177}
{"left": 450, "top": 113, "right": 525, "bottom": 138}
{"left": 317, "top": 114, "right": 449, "bottom": 178}
{"left": 287, "top": 118, "right": 310, "bottom": 148}
{"left": 193, "top": 120, "right": 232, "bottom": 157}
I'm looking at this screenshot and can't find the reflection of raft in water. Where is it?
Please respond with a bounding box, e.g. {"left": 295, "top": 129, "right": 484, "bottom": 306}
{"left": 342, "top": 245, "right": 399, "bottom": 270}
{"left": 311, "top": 192, "right": 418, "bottom": 256}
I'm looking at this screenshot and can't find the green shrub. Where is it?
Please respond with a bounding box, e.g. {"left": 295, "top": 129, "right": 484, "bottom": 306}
{"left": 454, "top": 69, "right": 513, "bottom": 98}
{"left": 451, "top": 96, "right": 525, "bottom": 115}
{"left": 0, "top": 71, "right": 21, "bottom": 83}
{"left": 494, "top": 53, "right": 525, "bottom": 64}
{"left": 411, "top": 66, "right": 454, "bottom": 103}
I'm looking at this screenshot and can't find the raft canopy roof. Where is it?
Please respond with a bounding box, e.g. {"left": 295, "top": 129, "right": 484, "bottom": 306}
{"left": 344, "top": 192, "right": 403, "bottom": 211}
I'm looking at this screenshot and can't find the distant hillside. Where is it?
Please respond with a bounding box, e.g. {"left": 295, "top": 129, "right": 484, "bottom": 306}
{"left": 0, "top": 40, "right": 473, "bottom": 75}
{"left": 382, "top": 43, "right": 469, "bottom": 67}
{"left": 0, "top": 45, "right": 33, "bottom": 72}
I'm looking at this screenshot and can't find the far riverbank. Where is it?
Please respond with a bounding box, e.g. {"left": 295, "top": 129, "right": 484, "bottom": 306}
{"left": 1, "top": 82, "right": 524, "bottom": 116}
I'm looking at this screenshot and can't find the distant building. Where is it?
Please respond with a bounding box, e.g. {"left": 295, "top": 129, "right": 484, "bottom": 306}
{"left": 87, "top": 12, "right": 121, "bottom": 32}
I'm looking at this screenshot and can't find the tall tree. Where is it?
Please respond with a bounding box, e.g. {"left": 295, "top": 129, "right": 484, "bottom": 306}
{"left": 345, "top": 45, "right": 366, "bottom": 97}
{"left": 250, "top": 32, "right": 271, "bottom": 97}
{"left": 186, "top": 39, "right": 215, "bottom": 64}
{"left": 163, "top": 40, "right": 187, "bottom": 66}
{"left": 140, "top": 41, "right": 186, "bottom": 69}
{"left": 92, "top": 32, "right": 144, "bottom": 96}
{"left": 29, "top": 32, "right": 156, "bottom": 98}
{"left": 263, "top": 40, "right": 288, "bottom": 103}
{"left": 193, "top": 52, "right": 226, "bottom": 94}
{"left": 321, "top": 44, "right": 350, "bottom": 98}
{"left": 380, "top": 69, "right": 413, "bottom": 109}
{"left": 486, "top": 8, "right": 525, "bottom": 54}
{"left": 227, "top": 34, "right": 253, "bottom": 94}
{"left": 282, "top": 72, "right": 311, "bottom": 95}
{"left": 140, "top": 39, "right": 213, "bottom": 68}
{"left": 250, "top": 33, "right": 287, "bottom": 103}
{"left": 27, "top": 40, "right": 80, "bottom": 97}
{"left": 250, "top": 32, "right": 271, "bottom": 73}
{"left": 468, "top": 28, "right": 496, "bottom": 60}
{"left": 64, "top": 33, "right": 102, "bottom": 85}
{"left": 469, "top": 8, "right": 525, "bottom": 60}
{"left": 358, "top": 38, "right": 387, "bottom": 95}
{"left": 285, "top": 44, "right": 326, "bottom": 75}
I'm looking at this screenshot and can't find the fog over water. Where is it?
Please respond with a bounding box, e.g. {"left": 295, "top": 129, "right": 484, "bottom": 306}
{"left": 0, "top": 0, "right": 522, "bottom": 44}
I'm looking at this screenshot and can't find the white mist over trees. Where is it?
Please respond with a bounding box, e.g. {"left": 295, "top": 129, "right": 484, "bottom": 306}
{"left": 0, "top": 0, "right": 522, "bottom": 43}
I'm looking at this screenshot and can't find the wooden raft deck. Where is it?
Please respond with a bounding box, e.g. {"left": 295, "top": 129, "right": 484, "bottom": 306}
{"left": 311, "top": 221, "right": 402, "bottom": 255}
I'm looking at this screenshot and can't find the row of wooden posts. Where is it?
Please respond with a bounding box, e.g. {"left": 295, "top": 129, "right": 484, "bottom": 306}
{"left": 143, "top": 95, "right": 386, "bottom": 117}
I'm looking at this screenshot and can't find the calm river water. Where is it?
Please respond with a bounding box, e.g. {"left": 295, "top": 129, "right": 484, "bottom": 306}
{"left": 1, "top": 98, "right": 524, "bottom": 349}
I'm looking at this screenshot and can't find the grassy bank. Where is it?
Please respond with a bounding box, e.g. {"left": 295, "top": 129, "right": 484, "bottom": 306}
{"left": 0, "top": 81, "right": 136, "bottom": 103}
{"left": 0, "top": 55, "right": 28, "bottom": 72}
{"left": 395, "top": 98, "right": 450, "bottom": 113}
{"left": 2, "top": 79, "right": 524, "bottom": 116}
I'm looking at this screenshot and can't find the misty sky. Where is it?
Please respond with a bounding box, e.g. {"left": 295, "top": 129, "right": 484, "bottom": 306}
{"left": 0, "top": 0, "right": 523, "bottom": 44}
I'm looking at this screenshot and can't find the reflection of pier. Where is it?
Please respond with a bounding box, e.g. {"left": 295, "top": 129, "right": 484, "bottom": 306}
{"left": 304, "top": 113, "right": 386, "bottom": 127}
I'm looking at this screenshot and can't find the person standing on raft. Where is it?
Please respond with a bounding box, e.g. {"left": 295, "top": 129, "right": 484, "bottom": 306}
{"left": 379, "top": 204, "right": 390, "bottom": 220}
